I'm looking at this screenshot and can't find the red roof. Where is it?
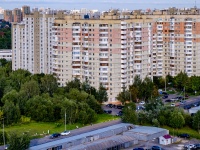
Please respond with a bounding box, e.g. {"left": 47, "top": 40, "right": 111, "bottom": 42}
{"left": 163, "top": 134, "right": 172, "bottom": 139}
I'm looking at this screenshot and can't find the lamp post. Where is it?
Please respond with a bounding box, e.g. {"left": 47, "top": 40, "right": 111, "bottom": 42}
{"left": 65, "top": 109, "right": 66, "bottom": 131}
{"left": 2, "top": 118, "right": 5, "bottom": 150}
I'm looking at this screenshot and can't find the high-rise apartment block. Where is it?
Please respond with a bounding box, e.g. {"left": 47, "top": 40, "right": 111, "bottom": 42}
{"left": 3, "top": 6, "right": 31, "bottom": 23}
{"left": 4, "top": 10, "right": 12, "bottom": 22}
{"left": 12, "top": 9, "right": 65, "bottom": 74}
{"left": 12, "top": 7, "right": 200, "bottom": 102}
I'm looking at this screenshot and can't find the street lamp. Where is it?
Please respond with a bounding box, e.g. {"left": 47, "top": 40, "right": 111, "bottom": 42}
{"left": 2, "top": 118, "right": 5, "bottom": 150}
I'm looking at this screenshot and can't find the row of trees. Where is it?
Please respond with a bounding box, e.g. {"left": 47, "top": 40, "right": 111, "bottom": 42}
{"left": 117, "top": 72, "right": 200, "bottom": 104}
{"left": 0, "top": 20, "right": 11, "bottom": 49}
{"left": 0, "top": 59, "right": 108, "bottom": 126}
{"left": 117, "top": 76, "right": 159, "bottom": 103}
{"left": 122, "top": 100, "right": 200, "bottom": 132}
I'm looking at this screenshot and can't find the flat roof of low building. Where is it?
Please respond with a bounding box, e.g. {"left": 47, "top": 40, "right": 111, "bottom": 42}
{"left": 69, "top": 135, "right": 136, "bottom": 150}
{"left": 190, "top": 106, "right": 200, "bottom": 111}
{"left": 129, "top": 126, "right": 167, "bottom": 135}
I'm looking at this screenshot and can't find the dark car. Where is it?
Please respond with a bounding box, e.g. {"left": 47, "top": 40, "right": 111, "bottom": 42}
{"left": 193, "top": 103, "right": 199, "bottom": 107}
{"left": 165, "top": 99, "right": 172, "bottom": 102}
{"left": 133, "top": 148, "right": 144, "bottom": 150}
{"left": 104, "top": 110, "right": 112, "bottom": 114}
{"left": 116, "top": 111, "right": 123, "bottom": 116}
{"left": 194, "top": 143, "right": 200, "bottom": 149}
{"left": 151, "top": 145, "right": 162, "bottom": 150}
{"left": 116, "top": 105, "right": 124, "bottom": 109}
{"left": 162, "top": 95, "right": 168, "bottom": 99}
{"left": 178, "top": 133, "right": 190, "bottom": 138}
{"left": 50, "top": 133, "right": 61, "bottom": 139}
{"left": 176, "top": 96, "right": 183, "bottom": 100}
{"left": 106, "top": 104, "right": 113, "bottom": 108}
{"left": 184, "top": 105, "right": 191, "bottom": 109}
{"left": 162, "top": 92, "right": 168, "bottom": 95}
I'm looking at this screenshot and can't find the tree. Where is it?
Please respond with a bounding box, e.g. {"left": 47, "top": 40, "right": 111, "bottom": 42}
{"left": 25, "top": 95, "right": 54, "bottom": 122}
{"left": 169, "top": 110, "right": 185, "bottom": 129}
{"left": 121, "top": 102, "right": 137, "bottom": 124}
{"left": 9, "top": 69, "right": 31, "bottom": 91}
{"left": 141, "top": 76, "right": 154, "bottom": 101}
{"left": 8, "top": 132, "right": 30, "bottom": 150}
{"left": 65, "top": 78, "right": 82, "bottom": 92}
{"left": 3, "top": 100, "right": 21, "bottom": 125}
{"left": 41, "top": 75, "right": 58, "bottom": 96}
{"left": 86, "top": 95, "right": 103, "bottom": 114}
{"left": 66, "top": 88, "right": 88, "bottom": 103}
{"left": 174, "top": 71, "right": 188, "bottom": 90}
{"left": 96, "top": 83, "right": 108, "bottom": 103}
{"left": 20, "top": 80, "right": 40, "bottom": 99}
{"left": 0, "top": 131, "right": 8, "bottom": 145}
{"left": 116, "top": 86, "right": 130, "bottom": 105}
{"left": 192, "top": 111, "right": 200, "bottom": 132}
{"left": 129, "top": 85, "right": 139, "bottom": 102}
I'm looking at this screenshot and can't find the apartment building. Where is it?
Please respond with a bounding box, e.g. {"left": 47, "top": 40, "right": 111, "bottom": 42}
{"left": 12, "top": 9, "right": 65, "bottom": 74}
{"left": 12, "top": 7, "right": 200, "bottom": 102}
{"left": 146, "top": 7, "right": 200, "bottom": 78}
{"left": 13, "top": 8, "right": 22, "bottom": 23}
{"left": 4, "top": 10, "right": 12, "bottom": 22}
{"left": 52, "top": 11, "right": 152, "bottom": 101}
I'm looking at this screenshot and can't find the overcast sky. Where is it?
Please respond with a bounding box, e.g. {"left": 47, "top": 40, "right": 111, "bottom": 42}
{"left": 0, "top": 0, "right": 198, "bottom": 10}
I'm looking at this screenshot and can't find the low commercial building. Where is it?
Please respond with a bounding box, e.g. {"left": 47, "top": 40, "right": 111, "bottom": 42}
{"left": 0, "top": 49, "right": 12, "bottom": 61}
{"left": 29, "top": 124, "right": 168, "bottom": 150}
{"left": 159, "top": 134, "right": 172, "bottom": 145}
{"left": 189, "top": 106, "right": 200, "bottom": 114}
{"left": 123, "top": 126, "right": 169, "bottom": 142}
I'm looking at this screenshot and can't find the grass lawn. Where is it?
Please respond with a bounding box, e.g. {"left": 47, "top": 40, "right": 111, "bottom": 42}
{"left": 163, "top": 125, "right": 200, "bottom": 139}
{"left": 3, "top": 114, "right": 119, "bottom": 138}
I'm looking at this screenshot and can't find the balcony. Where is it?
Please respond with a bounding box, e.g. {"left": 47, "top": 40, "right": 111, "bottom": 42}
{"left": 121, "top": 31, "right": 126, "bottom": 34}
{"left": 121, "top": 26, "right": 127, "bottom": 29}
{"left": 121, "top": 40, "right": 127, "bottom": 44}
{"left": 121, "top": 36, "right": 127, "bottom": 39}
{"left": 121, "top": 64, "right": 127, "bottom": 68}
{"left": 121, "top": 55, "right": 127, "bottom": 59}
{"left": 121, "top": 60, "right": 126, "bottom": 63}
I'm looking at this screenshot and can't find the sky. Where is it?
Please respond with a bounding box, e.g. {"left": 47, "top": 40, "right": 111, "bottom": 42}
{"left": 0, "top": 0, "right": 198, "bottom": 11}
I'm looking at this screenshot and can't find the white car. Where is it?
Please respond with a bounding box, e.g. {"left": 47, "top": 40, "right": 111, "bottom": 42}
{"left": 60, "top": 130, "right": 70, "bottom": 136}
{"left": 184, "top": 144, "right": 195, "bottom": 149}
{"left": 171, "top": 103, "right": 175, "bottom": 107}
{"left": 139, "top": 101, "right": 145, "bottom": 105}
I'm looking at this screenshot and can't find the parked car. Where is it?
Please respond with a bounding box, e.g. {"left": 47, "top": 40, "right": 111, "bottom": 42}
{"left": 171, "top": 97, "right": 179, "bottom": 101}
{"left": 193, "top": 103, "right": 199, "bottom": 107}
{"left": 60, "top": 130, "right": 70, "bottom": 136}
{"left": 133, "top": 148, "right": 144, "bottom": 150}
{"left": 106, "top": 104, "right": 113, "bottom": 108}
{"left": 180, "top": 100, "right": 186, "bottom": 104}
{"left": 139, "top": 101, "right": 145, "bottom": 105}
{"left": 104, "top": 110, "right": 112, "bottom": 114}
{"left": 165, "top": 99, "right": 172, "bottom": 102}
{"left": 184, "top": 144, "right": 195, "bottom": 149}
{"left": 151, "top": 145, "right": 162, "bottom": 150}
{"left": 162, "top": 92, "right": 168, "bottom": 95}
{"left": 184, "top": 105, "right": 191, "bottom": 109}
{"left": 50, "top": 133, "right": 61, "bottom": 139}
{"left": 116, "top": 105, "right": 124, "bottom": 109}
{"left": 116, "top": 111, "right": 123, "bottom": 116}
{"left": 194, "top": 143, "right": 200, "bottom": 149}
{"left": 162, "top": 95, "right": 168, "bottom": 99}
{"left": 178, "top": 133, "right": 190, "bottom": 138}
{"left": 176, "top": 96, "right": 183, "bottom": 100}
{"left": 171, "top": 103, "right": 175, "bottom": 107}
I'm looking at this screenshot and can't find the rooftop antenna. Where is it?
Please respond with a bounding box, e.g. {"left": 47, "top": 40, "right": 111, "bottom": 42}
{"left": 195, "top": 0, "right": 197, "bottom": 8}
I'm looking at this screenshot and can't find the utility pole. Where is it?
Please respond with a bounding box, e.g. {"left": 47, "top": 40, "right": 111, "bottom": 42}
{"left": 65, "top": 110, "right": 66, "bottom": 131}
{"left": 165, "top": 76, "right": 167, "bottom": 92}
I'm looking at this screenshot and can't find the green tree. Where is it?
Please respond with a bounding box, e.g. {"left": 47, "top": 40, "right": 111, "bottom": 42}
{"left": 121, "top": 102, "right": 137, "bottom": 124}
{"left": 65, "top": 78, "right": 82, "bottom": 92}
{"left": 9, "top": 69, "right": 31, "bottom": 91}
{"left": 192, "top": 111, "right": 200, "bottom": 132}
{"left": 25, "top": 95, "right": 54, "bottom": 121}
{"left": 169, "top": 110, "right": 185, "bottom": 129}
{"left": 96, "top": 83, "right": 108, "bottom": 103}
{"left": 1, "top": 90, "right": 18, "bottom": 104}
{"left": 0, "top": 130, "right": 8, "bottom": 145}
{"left": 41, "top": 75, "right": 58, "bottom": 96}
{"left": 86, "top": 95, "right": 103, "bottom": 114}
{"left": 8, "top": 132, "right": 30, "bottom": 150}
{"left": 20, "top": 80, "right": 40, "bottom": 99}
{"left": 116, "top": 86, "right": 130, "bottom": 105}
{"left": 174, "top": 71, "right": 188, "bottom": 90}
{"left": 3, "top": 100, "right": 21, "bottom": 125}
{"left": 66, "top": 88, "right": 88, "bottom": 103}
{"left": 61, "top": 98, "right": 78, "bottom": 124}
